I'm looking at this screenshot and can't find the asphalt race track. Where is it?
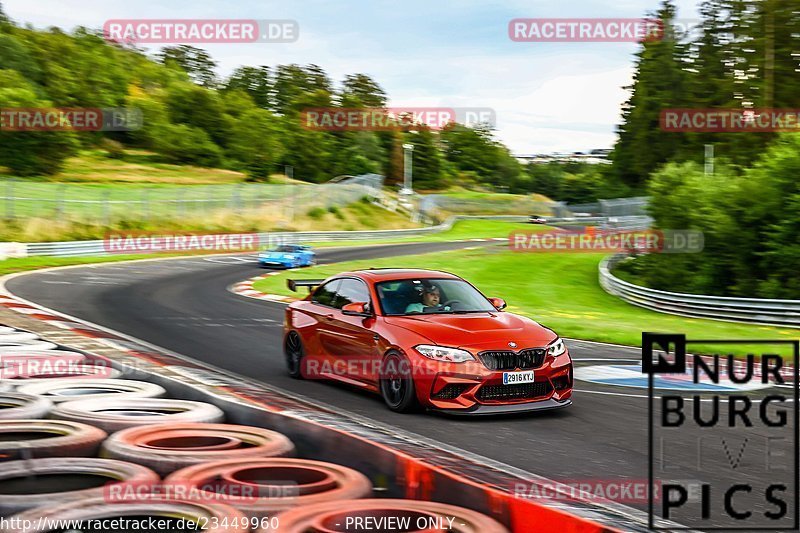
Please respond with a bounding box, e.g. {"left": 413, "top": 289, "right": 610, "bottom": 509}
{"left": 8, "top": 240, "right": 796, "bottom": 527}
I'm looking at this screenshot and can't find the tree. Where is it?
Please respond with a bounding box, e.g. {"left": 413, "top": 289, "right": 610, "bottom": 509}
{"left": 0, "top": 70, "right": 78, "bottom": 175}
{"left": 224, "top": 66, "right": 271, "bottom": 109}
{"left": 165, "top": 82, "right": 231, "bottom": 147}
{"left": 405, "top": 126, "right": 443, "bottom": 190}
{"left": 340, "top": 74, "right": 387, "bottom": 107}
{"left": 153, "top": 124, "right": 221, "bottom": 166}
{"left": 0, "top": 33, "right": 41, "bottom": 82}
{"left": 227, "top": 108, "right": 285, "bottom": 180}
{"left": 158, "top": 45, "right": 217, "bottom": 87}
{"left": 439, "top": 123, "right": 521, "bottom": 188}
{"left": 611, "top": 1, "right": 690, "bottom": 188}
{"left": 271, "top": 64, "right": 333, "bottom": 115}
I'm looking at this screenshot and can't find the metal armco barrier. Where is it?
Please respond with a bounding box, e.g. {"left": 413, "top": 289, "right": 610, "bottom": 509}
{"left": 21, "top": 216, "right": 514, "bottom": 257}
{"left": 21, "top": 215, "right": 653, "bottom": 258}
{"left": 600, "top": 254, "right": 800, "bottom": 327}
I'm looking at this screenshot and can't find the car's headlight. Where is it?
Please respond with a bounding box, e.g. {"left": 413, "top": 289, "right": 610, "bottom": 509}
{"left": 547, "top": 338, "right": 567, "bottom": 357}
{"left": 415, "top": 345, "right": 474, "bottom": 363}
{"left": 284, "top": 254, "right": 296, "bottom": 260}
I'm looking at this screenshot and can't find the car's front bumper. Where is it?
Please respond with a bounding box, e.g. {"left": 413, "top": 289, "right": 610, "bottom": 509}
{"left": 417, "top": 353, "right": 573, "bottom": 413}
{"left": 259, "top": 260, "right": 293, "bottom": 268}
{"left": 436, "top": 397, "right": 572, "bottom": 416}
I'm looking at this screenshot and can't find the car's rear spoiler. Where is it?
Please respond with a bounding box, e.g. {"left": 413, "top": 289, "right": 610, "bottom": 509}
{"left": 287, "top": 279, "right": 325, "bottom": 293}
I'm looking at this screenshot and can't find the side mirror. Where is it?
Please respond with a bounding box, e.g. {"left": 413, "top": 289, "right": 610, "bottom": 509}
{"left": 488, "top": 297, "right": 507, "bottom": 310}
{"left": 342, "top": 302, "right": 371, "bottom": 316}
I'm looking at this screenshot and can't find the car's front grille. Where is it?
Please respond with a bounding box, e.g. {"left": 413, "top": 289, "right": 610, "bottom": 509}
{"left": 477, "top": 348, "right": 546, "bottom": 371}
{"left": 431, "top": 384, "right": 470, "bottom": 400}
{"left": 477, "top": 381, "right": 553, "bottom": 402}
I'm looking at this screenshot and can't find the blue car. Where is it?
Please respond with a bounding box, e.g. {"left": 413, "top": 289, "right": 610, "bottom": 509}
{"left": 258, "top": 244, "right": 316, "bottom": 269}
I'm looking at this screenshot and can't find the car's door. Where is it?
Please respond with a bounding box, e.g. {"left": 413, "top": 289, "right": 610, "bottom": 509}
{"left": 306, "top": 279, "right": 341, "bottom": 366}
{"left": 325, "top": 278, "right": 381, "bottom": 385}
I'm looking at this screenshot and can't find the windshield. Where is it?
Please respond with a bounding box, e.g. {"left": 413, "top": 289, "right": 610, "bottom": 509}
{"left": 272, "top": 246, "right": 297, "bottom": 253}
{"left": 376, "top": 278, "right": 497, "bottom": 316}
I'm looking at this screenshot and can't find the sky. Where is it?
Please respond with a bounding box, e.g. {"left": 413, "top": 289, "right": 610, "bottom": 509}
{"left": 4, "top": 0, "right": 703, "bottom": 154}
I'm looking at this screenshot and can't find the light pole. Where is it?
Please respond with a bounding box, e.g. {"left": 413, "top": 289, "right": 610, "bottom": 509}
{"left": 704, "top": 144, "right": 714, "bottom": 177}
{"left": 401, "top": 143, "right": 414, "bottom": 195}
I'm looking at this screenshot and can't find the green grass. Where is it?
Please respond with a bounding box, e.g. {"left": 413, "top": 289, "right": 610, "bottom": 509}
{"left": 309, "top": 220, "right": 545, "bottom": 248}
{"left": 0, "top": 149, "right": 249, "bottom": 185}
{"left": 0, "top": 253, "right": 211, "bottom": 277}
{"left": 434, "top": 190, "right": 551, "bottom": 203}
{"left": 253, "top": 247, "right": 798, "bottom": 354}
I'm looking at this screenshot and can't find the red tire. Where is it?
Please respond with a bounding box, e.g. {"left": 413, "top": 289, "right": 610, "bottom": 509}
{"left": 272, "top": 499, "right": 510, "bottom": 532}
{"left": 0, "top": 457, "right": 159, "bottom": 515}
{"left": 102, "top": 423, "right": 296, "bottom": 475}
{"left": 4, "top": 497, "right": 249, "bottom": 533}
{"left": 165, "top": 458, "right": 372, "bottom": 516}
{"left": 0, "top": 420, "right": 107, "bottom": 460}
{"left": 51, "top": 398, "right": 225, "bottom": 433}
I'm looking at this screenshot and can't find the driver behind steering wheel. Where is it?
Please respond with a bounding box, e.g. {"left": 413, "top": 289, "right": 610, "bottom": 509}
{"left": 405, "top": 283, "right": 450, "bottom": 314}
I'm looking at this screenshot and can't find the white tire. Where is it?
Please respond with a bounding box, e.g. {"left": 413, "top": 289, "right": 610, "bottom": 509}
{"left": 51, "top": 398, "right": 225, "bottom": 433}
{"left": 0, "top": 392, "right": 53, "bottom": 419}
{"left": 1, "top": 365, "right": 122, "bottom": 389}
{"left": 0, "top": 351, "right": 88, "bottom": 380}
{"left": 0, "top": 332, "right": 40, "bottom": 343}
{"left": 0, "top": 457, "right": 159, "bottom": 515}
{"left": 17, "top": 378, "right": 166, "bottom": 403}
{"left": 0, "top": 420, "right": 107, "bottom": 460}
{"left": 0, "top": 341, "right": 58, "bottom": 351}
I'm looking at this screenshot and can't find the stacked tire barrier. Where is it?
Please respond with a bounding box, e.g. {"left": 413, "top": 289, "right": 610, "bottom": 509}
{"left": 0, "top": 325, "right": 514, "bottom": 533}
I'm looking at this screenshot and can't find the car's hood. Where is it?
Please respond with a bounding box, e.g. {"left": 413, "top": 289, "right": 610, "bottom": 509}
{"left": 384, "top": 312, "right": 557, "bottom": 350}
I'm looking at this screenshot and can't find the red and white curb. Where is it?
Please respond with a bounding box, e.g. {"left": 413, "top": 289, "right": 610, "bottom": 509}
{"left": 229, "top": 272, "right": 298, "bottom": 304}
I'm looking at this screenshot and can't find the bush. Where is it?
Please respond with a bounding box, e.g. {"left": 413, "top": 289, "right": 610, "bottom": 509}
{"left": 100, "top": 138, "right": 125, "bottom": 159}
{"left": 153, "top": 124, "right": 221, "bottom": 167}
{"left": 307, "top": 207, "right": 325, "bottom": 220}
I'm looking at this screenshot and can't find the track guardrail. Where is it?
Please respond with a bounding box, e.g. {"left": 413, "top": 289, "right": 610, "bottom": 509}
{"left": 600, "top": 254, "right": 800, "bottom": 328}
{"left": 18, "top": 215, "right": 651, "bottom": 257}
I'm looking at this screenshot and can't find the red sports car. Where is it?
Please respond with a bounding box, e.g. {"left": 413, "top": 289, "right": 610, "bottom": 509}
{"left": 283, "top": 269, "right": 573, "bottom": 414}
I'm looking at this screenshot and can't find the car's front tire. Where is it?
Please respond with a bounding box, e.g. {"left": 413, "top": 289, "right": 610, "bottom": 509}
{"left": 284, "top": 331, "right": 305, "bottom": 379}
{"left": 379, "top": 351, "right": 420, "bottom": 413}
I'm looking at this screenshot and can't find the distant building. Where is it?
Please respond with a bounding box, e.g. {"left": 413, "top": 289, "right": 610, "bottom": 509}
{"left": 515, "top": 149, "right": 612, "bottom": 165}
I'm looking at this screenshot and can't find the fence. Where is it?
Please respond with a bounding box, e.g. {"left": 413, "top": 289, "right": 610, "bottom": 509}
{"left": 564, "top": 197, "right": 650, "bottom": 217}
{"left": 418, "top": 195, "right": 568, "bottom": 218}
{"left": 599, "top": 254, "right": 800, "bottom": 328}
{"left": 0, "top": 174, "right": 383, "bottom": 224}
{"left": 21, "top": 215, "right": 532, "bottom": 257}
{"left": 19, "top": 215, "right": 653, "bottom": 258}
{"left": 417, "top": 195, "right": 650, "bottom": 219}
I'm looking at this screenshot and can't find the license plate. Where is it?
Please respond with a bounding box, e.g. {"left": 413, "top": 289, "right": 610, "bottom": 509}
{"left": 503, "top": 370, "right": 535, "bottom": 385}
